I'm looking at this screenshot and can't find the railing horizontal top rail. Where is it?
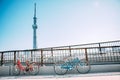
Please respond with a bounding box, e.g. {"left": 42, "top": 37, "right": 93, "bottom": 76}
{"left": 0, "top": 40, "right": 120, "bottom": 53}
{"left": 0, "top": 46, "right": 120, "bottom": 53}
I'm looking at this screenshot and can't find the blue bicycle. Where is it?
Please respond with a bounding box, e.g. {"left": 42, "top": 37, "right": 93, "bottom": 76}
{"left": 54, "top": 57, "right": 91, "bottom": 75}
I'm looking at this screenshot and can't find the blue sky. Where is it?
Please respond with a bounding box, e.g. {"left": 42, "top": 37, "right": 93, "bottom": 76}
{"left": 0, "top": 0, "right": 120, "bottom": 51}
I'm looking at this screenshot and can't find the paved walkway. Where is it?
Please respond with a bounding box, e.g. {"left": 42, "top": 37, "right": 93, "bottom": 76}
{"left": 0, "top": 72, "right": 120, "bottom": 80}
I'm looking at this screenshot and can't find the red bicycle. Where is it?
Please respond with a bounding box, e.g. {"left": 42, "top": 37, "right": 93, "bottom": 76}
{"left": 13, "top": 59, "right": 39, "bottom": 75}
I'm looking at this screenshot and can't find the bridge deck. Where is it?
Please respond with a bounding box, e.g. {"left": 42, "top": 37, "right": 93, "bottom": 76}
{"left": 0, "top": 72, "right": 120, "bottom": 80}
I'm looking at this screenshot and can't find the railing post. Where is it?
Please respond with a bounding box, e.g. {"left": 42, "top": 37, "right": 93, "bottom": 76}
{"left": 14, "top": 51, "right": 16, "bottom": 65}
{"left": 99, "top": 43, "right": 102, "bottom": 54}
{"left": 1, "top": 52, "right": 3, "bottom": 66}
{"left": 69, "top": 46, "right": 72, "bottom": 56}
{"left": 85, "top": 48, "right": 88, "bottom": 62}
{"left": 41, "top": 49, "right": 43, "bottom": 66}
{"left": 51, "top": 48, "right": 53, "bottom": 63}
{"left": 31, "top": 51, "right": 33, "bottom": 61}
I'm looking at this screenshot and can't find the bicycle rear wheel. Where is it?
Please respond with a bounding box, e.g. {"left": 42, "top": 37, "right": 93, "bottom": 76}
{"left": 29, "top": 62, "right": 39, "bottom": 75}
{"left": 54, "top": 61, "right": 67, "bottom": 75}
{"left": 76, "top": 60, "right": 91, "bottom": 74}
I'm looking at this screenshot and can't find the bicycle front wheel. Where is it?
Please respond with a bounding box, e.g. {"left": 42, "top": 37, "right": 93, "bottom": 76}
{"left": 13, "top": 65, "right": 20, "bottom": 75}
{"left": 76, "top": 60, "right": 91, "bottom": 74}
{"left": 29, "top": 62, "right": 39, "bottom": 75}
{"left": 54, "top": 61, "right": 67, "bottom": 75}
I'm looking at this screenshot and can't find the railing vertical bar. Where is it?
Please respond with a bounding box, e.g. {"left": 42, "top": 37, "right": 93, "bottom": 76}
{"left": 69, "top": 46, "right": 71, "bottom": 56}
{"left": 85, "top": 48, "right": 88, "bottom": 62}
{"left": 14, "top": 51, "right": 16, "bottom": 65}
{"left": 31, "top": 50, "right": 33, "bottom": 62}
{"left": 41, "top": 49, "right": 43, "bottom": 66}
{"left": 51, "top": 48, "right": 53, "bottom": 63}
{"left": 1, "top": 52, "right": 3, "bottom": 66}
{"left": 99, "top": 43, "right": 101, "bottom": 54}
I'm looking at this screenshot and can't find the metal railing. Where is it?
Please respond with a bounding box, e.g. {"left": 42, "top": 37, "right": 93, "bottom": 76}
{"left": 0, "top": 40, "right": 120, "bottom": 66}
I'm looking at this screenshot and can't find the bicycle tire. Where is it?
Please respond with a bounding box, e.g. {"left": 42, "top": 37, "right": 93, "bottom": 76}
{"left": 54, "top": 61, "right": 68, "bottom": 75}
{"left": 76, "top": 60, "right": 91, "bottom": 74}
{"left": 29, "top": 62, "right": 39, "bottom": 75}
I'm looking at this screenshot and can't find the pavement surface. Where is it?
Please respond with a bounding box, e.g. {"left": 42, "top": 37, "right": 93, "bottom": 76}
{"left": 0, "top": 72, "right": 120, "bottom": 80}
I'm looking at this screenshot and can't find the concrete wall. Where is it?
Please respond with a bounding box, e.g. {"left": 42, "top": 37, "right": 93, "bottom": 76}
{"left": 0, "top": 64, "right": 120, "bottom": 76}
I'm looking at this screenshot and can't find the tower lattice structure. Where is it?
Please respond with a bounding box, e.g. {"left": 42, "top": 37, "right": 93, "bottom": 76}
{"left": 32, "top": 3, "right": 37, "bottom": 49}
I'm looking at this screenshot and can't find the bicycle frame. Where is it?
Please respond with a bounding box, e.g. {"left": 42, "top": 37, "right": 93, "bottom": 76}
{"left": 61, "top": 57, "right": 80, "bottom": 70}
{"left": 16, "top": 62, "right": 34, "bottom": 72}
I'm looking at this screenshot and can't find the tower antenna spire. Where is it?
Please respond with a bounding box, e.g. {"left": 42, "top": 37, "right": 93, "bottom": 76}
{"left": 34, "top": 3, "right": 36, "bottom": 17}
